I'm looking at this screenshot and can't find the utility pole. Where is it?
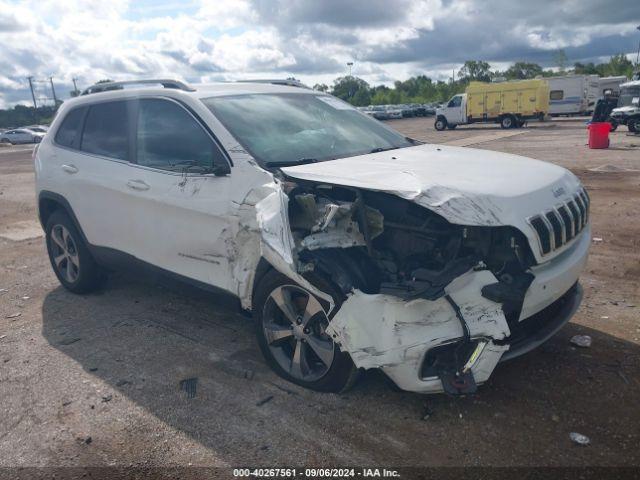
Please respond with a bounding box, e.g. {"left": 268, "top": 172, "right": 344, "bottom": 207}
{"left": 49, "top": 77, "right": 58, "bottom": 105}
{"left": 27, "top": 76, "right": 37, "bottom": 109}
{"left": 347, "top": 62, "right": 353, "bottom": 77}
{"left": 72, "top": 77, "right": 80, "bottom": 96}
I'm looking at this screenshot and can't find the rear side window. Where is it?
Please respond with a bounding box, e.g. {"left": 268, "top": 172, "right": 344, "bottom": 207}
{"left": 81, "top": 101, "right": 130, "bottom": 160}
{"left": 55, "top": 107, "right": 85, "bottom": 148}
{"left": 550, "top": 90, "right": 564, "bottom": 101}
{"left": 136, "top": 98, "right": 222, "bottom": 171}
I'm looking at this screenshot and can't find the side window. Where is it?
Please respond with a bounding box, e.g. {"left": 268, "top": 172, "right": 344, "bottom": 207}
{"left": 81, "top": 101, "right": 130, "bottom": 160}
{"left": 550, "top": 90, "right": 564, "bottom": 101}
{"left": 55, "top": 107, "right": 86, "bottom": 149}
{"left": 448, "top": 96, "right": 461, "bottom": 108}
{"left": 136, "top": 99, "right": 222, "bottom": 171}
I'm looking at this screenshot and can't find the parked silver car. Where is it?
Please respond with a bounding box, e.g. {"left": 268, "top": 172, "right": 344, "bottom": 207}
{"left": 0, "top": 128, "right": 45, "bottom": 144}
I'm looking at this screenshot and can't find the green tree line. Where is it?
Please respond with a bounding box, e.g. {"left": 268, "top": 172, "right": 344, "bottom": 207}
{"left": 0, "top": 55, "right": 635, "bottom": 126}
{"left": 318, "top": 54, "right": 635, "bottom": 106}
{"left": 0, "top": 104, "right": 58, "bottom": 129}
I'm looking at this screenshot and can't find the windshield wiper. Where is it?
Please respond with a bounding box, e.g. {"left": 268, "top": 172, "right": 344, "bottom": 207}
{"left": 369, "top": 146, "right": 399, "bottom": 153}
{"left": 268, "top": 158, "right": 320, "bottom": 167}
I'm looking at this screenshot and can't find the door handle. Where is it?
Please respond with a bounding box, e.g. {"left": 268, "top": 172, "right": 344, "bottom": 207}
{"left": 61, "top": 164, "right": 78, "bottom": 174}
{"left": 126, "top": 179, "right": 150, "bottom": 191}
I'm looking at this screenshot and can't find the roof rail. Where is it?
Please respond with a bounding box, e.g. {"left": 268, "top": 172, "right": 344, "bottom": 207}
{"left": 236, "top": 79, "right": 310, "bottom": 89}
{"left": 81, "top": 79, "right": 195, "bottom": 95}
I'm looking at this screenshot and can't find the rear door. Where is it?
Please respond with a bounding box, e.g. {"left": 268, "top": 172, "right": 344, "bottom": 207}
{"left": 56, "top": 100, "right": 138, "bottom": 254}
{"left": 123, "top": 97, "right": 234, "bottom": 289}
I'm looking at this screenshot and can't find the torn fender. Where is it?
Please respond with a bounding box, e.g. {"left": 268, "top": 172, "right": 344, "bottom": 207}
{"left": 232, "top": 182, "right": 334, "bottom": 310}
{"left": 325, "top": 269, "right": 511, "bottom": 392}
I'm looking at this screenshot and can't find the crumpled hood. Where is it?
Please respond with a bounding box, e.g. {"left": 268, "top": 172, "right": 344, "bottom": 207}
{"left": 282, "top": 143, "right": 583, "bottom": 263}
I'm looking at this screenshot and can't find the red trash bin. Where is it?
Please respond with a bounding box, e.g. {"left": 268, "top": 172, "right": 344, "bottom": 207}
{"left": 587, "top": 122, "right": 610, "bottom": 149}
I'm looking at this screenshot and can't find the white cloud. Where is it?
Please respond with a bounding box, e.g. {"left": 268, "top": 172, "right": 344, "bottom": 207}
{"left": 0, "top": 0, "right": 637, "bottom": 107}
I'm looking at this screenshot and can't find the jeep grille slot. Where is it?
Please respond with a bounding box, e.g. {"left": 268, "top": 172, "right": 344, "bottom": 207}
{"left": 529, "top": 216, "right": 551, "bottom": 254}
{"left": 567, "top": 200, "right": 582, "bottom": 233}
{"left": 557, "top": 205, "right": 574, "bottom": 240}
{"left": 545, "top": 211, "right": 564, "bottom": 249}
{"left": 528, "top": 188, "right": 590, "bottom": 256}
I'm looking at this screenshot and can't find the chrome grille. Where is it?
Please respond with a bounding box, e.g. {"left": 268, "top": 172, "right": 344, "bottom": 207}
{"left": 527, "top": 188, "right": 590, "bottom": 255}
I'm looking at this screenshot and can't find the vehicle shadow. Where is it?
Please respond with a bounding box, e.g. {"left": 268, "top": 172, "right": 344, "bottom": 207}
{"left": 41, "top": 273, "right": 640, "bottom": 465}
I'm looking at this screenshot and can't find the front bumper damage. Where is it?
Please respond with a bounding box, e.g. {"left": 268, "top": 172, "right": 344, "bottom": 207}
{"left": 326, "top": 227, "right": 590, "bottom": 394}
{"left": 230, "top": 163, "right": 589, "bottom": 395}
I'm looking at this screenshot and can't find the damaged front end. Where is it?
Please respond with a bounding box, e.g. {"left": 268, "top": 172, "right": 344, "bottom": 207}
{"left": 283, "top": 181, "right": 553, "bottom": 394}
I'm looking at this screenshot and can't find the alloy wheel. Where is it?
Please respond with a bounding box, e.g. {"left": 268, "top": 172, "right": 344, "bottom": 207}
{"left": 50, "top": 224, "right": 80, "bottom": 283}
{"left": 262, "top": 285, "right": 335, "bottom": 382}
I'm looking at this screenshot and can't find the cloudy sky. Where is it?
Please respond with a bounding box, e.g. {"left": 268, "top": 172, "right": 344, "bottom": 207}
{"left": 1, "top": 0, "right": 639, "bottom": 108}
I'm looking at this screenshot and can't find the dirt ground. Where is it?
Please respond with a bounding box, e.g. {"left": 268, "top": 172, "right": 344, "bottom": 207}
{"left": 0, "top": 119, "right": 639, "bottom": 475}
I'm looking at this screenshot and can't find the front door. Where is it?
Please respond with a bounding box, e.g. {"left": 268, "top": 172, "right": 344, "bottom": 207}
{"left": 123, "top": 97, "right": 234, "bottom": 289}
{"left": 444, "top": 95, "right": 464, "bottom": 124}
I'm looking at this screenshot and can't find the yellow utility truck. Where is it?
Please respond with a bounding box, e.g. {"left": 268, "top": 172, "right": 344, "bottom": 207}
{"left": 434, "top": 79, "right": 550, "bottom": 130}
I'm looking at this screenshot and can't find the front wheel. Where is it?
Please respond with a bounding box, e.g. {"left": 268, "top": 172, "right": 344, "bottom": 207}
{"left": 434, "top": 117, "right": 447, "bottom": 131}
{"left": 253, "top": 270, "right": 358, "bottom": 392}
{"left": 628, "top": 119, "right": 638, "bottom": 133}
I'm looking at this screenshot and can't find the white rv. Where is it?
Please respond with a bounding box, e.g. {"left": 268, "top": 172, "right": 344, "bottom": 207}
{"left": 596, "top": 76, "right": 628, "bottom": 97}
{"left": 546, "top": 75, "right": 599, "bottom": 116}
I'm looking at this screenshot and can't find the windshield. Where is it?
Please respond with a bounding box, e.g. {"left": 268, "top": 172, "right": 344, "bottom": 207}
{"left": 202, "top": 93, "right": 413, "bottom": 166}
{"left": 618, "top": 86, "right": 640, "bottom": 108}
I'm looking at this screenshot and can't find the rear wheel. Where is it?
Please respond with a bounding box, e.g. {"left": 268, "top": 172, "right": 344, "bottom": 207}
{"left": 254, "top": 270, "right": 358, "bottom": 392}
{"left": 500, "top": 115, "right": 515, "bottom": 129}
{"left": 45, "top": 210, "right": 104, "bottom": 294}
{"left": 628, "top": 119, "right": 638, "bottom": 133}
{"left": 434, "top": 117, "right": 447, "bottom": 131}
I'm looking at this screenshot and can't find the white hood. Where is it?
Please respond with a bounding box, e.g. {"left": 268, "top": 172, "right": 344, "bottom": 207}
{"left": 282, "top": 144, "right": 583, "bottom": 263}
{"left": 612, "top": 105, "right": 639, "bottom": 114}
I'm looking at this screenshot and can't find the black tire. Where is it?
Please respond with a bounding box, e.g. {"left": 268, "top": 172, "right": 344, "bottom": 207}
{"left": 500, "top": 115, "right": 515, "bottom": 129}
{"left": 253, "top": 269, "right": 359, "bottom": 393}
{"left": 608, "top": 119, "right": 618, "bottom": 131}
{"left": 45, "top": 210, "right": 104, "bottom": 294}
{"left": 434, "top": 117, "right": 447, "bottom": 131}
{"left": 447, "top": 124, "right": 457, "bottom": 130}
{"left": 628, "top": 119, "right": 638, "bottom": 133}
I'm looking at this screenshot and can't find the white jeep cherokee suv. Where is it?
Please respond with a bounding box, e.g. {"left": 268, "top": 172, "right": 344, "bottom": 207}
{"left": 35, "top": 79, "right": 590, "bottom": 395}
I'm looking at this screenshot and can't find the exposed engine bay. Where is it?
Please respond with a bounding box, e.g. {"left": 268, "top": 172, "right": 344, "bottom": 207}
{"left": 286, "top": 180, "right": 535, "bottom": 319}
{"left": 280, "top": 179, "right": 551, "bottom": 394}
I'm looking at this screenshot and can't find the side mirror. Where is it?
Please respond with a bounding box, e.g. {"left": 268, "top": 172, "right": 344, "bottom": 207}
{"left": 211, "top": 162, "right": 231, "bottom": 176}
